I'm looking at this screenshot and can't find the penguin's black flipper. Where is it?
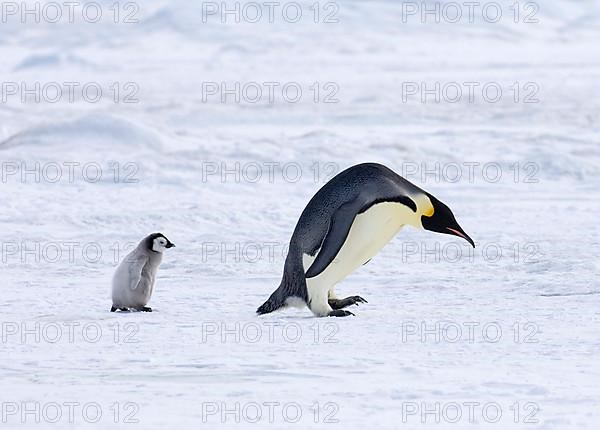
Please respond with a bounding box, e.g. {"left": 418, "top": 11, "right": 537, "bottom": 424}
{"left": 305, "top": 189, "right": 417, "bottom": 279}
{"left": 305, "top": 198, "right": 365, "bottom": 279}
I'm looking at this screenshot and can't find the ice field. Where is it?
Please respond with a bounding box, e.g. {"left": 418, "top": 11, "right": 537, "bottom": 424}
{"left": 0, "top": 0, "right": 599, "bottom": 428}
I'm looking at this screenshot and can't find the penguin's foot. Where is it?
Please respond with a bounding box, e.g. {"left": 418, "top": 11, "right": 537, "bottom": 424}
{"left": 139, "top": 306, "right": 152, "bottom": 312}
{"left": 111, "top": 306, "right": 131, "bottom": 312}
{"left": 110, "top": 306, "right": 116, "bottom": 312}
{"left": 328, "top": 296, "right": 368, "bottom": 310}
{"left": 328, "top": 310, "right": 355, "bottom": 317}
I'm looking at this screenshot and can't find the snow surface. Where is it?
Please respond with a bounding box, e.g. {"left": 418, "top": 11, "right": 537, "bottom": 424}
{"left": 0, "top": 0, "right": 599, "bottom": 429}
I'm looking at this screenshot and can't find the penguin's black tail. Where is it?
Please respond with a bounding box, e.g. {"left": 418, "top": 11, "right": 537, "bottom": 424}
{"left": 258, "top": 257, "right": 308, "bottom": 315}
{"left": 256, "top": 289, "right": 286, "bottom": 315}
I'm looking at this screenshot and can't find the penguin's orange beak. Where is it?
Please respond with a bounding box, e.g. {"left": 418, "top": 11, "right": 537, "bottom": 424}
{"left": 447, "top": 227, "right": 475, "bottom": 248}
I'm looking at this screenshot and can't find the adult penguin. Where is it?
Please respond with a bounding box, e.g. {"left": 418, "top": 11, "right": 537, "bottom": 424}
{"left": 257, "top": 163, "right": 474, "bottom": 317}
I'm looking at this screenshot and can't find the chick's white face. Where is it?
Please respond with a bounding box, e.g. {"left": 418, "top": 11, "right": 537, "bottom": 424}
{"left": 152, "top": 237, "right": 169, "bottom": 253}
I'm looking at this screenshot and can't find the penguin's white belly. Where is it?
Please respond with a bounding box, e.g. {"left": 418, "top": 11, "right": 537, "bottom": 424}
{"left": 304, "top": 202, "right": 415, "bottom": 315}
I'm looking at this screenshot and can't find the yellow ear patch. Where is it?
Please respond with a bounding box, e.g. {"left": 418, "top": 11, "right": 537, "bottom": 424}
{"left": 423, "top": 206, "right": 434, "bottom": 217}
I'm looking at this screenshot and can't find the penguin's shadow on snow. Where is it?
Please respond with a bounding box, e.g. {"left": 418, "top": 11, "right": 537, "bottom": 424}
{"left": 110, "top": 309, "right": 156, "bottom": 314}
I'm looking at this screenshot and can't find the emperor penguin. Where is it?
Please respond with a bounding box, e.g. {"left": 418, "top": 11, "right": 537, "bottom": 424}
{"left": 111, "top": 233, "right": 175, "bottom": 312}
{"left": 257, "top": 163, "right": 474, "bottom": 317}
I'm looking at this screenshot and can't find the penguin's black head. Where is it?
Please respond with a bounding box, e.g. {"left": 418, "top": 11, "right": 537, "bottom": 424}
{"left": 145, "top": 232, "right": 176, "bottom": 253}
{"left": 421, "top": 193, "right": 475, "bottom": 248}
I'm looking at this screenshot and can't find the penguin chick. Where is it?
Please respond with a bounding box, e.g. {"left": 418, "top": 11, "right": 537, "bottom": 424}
{"left": 111, "top": 233, "right": 175, "bottom": 312}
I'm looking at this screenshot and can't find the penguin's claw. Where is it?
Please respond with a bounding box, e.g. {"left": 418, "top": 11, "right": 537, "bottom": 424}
{"left": 328, "top": 310, "right": 355, "bottom": 317}
{"left": 352, "top": 296, "right": 368, "bottom": 305}
{"left": 328, "top": 296, "right": 368, "bottom": 310}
